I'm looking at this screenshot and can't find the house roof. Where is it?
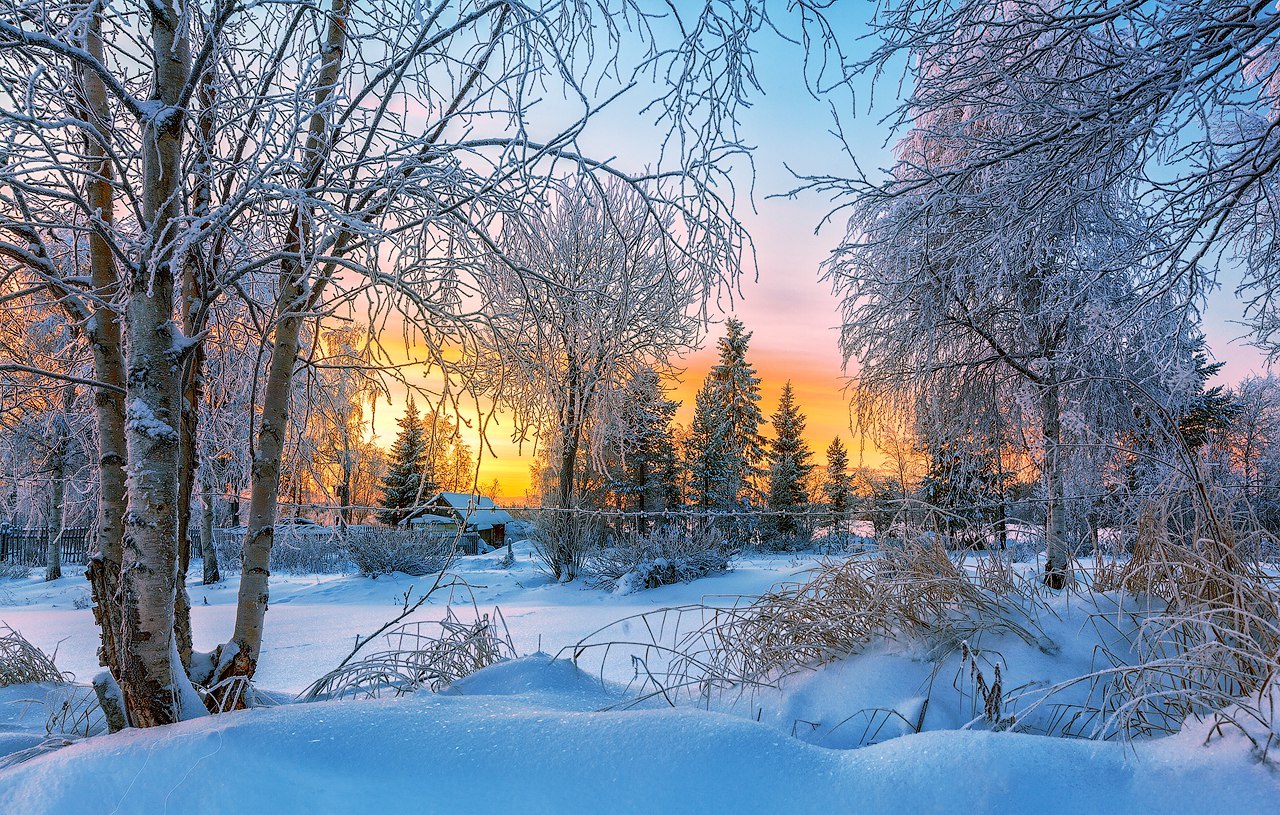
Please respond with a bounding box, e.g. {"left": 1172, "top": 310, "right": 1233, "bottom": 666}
{"left": 400, "top": 492, "right": 514, "bottom": 531}
{"left": 431, "top": 492, "right": 514, "bottom": 531}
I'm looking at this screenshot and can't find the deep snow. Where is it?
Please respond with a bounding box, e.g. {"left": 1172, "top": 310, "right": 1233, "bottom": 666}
{"left": 1, "top": 543, "right": 1277, "bottom": 813}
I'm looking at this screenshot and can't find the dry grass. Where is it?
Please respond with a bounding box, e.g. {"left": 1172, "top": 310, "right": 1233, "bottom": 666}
{"left": 0, "top": 625, "right": 68, "bottom": 687}
{"left": 299, "top": 605, "right": 516, "bottom": 701}
{"left": 585, "top": 524, "right": 736, "bottom": 592}
{"left": 568, "top": 541, "right": 1054, "bottom": 709}
{"left": 1037, "top": 489, "right": 1280, "bottom": 742}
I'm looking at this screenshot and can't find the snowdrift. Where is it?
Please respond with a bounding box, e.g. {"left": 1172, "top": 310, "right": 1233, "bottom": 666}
{"left": 1, "top": 656, "right": 1277, "bottom": 815}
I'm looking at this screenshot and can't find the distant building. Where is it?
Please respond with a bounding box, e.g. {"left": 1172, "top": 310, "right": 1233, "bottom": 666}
{"left": 399, "top": 492, "right": 513, "bottom": 548}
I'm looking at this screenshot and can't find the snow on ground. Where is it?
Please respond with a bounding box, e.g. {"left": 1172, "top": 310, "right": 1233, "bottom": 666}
{"left": 1, "top": 656, "right": 1275, "bottom": 814}
{"left": 1, "top": 543, "right": 1278, "bottom": 813}
{"left": 0, "top": 543, "right": 829, "bottom": 693}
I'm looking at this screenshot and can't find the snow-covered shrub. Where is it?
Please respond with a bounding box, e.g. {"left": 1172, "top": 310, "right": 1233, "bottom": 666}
{"left": 529, "top": 509, "right": 603, "bottom": 582}
{"left": 344, "top": 529, "right": 455, "bottom": 577}
{"left": 0, "top": 625, "right": 67, "bottom": 687}
{"left": 0, "top": 559, "right": 30, "bottom": 579}
{"left": 585, "top": 524, "right": 736, "bottom": 592}
{"left": 214, "top": 525, "right": 350, "bottom": 574}
{"left": 299, "top": 606, "right": 515, "bottom": 701}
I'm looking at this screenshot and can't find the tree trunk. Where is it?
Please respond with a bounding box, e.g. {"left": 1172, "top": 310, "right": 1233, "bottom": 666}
{"left": 117, "top": 2, "right": 202, "bottom": 726}
{"left": 44, "top": 441, "right": 65, "bottom": 582}
{"left": 1041, "top": 378, "right": 1071, "bottom": 589}
{"left": 200, "top": 470, "right": 220, "bottom": 585}
{"left": 216, "top": 0, "right": 350, "bottom": 697}
{"left": 173, "top": 58, "right": 217, "bottom": 669}
{"left": 78, "top": 9, "right": 129, "bottom": 702}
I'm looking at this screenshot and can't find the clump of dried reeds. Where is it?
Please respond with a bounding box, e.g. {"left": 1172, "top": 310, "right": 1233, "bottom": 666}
{"left": 0, "top": 625, "right": 68, "bottom": 687}
{"left": 568, "top": 541, "right": 1053, "bottom": 710}
{"left": 299, "top": 605, "right": 516, "bottom": 701}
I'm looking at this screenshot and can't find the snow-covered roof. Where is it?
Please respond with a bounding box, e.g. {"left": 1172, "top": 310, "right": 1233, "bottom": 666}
{"left": 428, "top": 492, "right": 514, "bottom": 531}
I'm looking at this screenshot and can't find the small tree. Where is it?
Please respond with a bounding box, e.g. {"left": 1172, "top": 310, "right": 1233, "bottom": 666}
{"left": 377, "top": 399, "right": 431, "bottom": 526}
{"left": 685, "top": 383, "right": 736, "bottom": 510}
{"left": 766, "top": 382, "right": 813, "bottom": 537}
{"left": 709, "top": 318, "right": 768, "bottom": 503}
{"left": 918, "top": 434, "right": 1006, "bottom": 548}
{"left": 823, "top": 437, "right": 853, "bottom": 532}
{"left": 606, "top": 367, "right": 681, "bottom": 529}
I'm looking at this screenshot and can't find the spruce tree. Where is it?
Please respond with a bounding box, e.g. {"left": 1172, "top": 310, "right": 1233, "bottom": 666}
{"left": 823, "top": 437, "right": 853, "bottom": 530}
{"left": 612, "top": 368, "right": 680, "bottom": 521}
{"left": 706, "top": 317, "right": 767, "bottom": 503}
{"left": 919, "top": 434, "right": 1004, "bottom": 544}
{"left": 766, "top": 382, "right": 813, "bottom": 536}
{"left": 377, "top": 398, "right": 431, "bottom": 525}
{"left": 685, "top": 381, "right": 736, "bottom": 509}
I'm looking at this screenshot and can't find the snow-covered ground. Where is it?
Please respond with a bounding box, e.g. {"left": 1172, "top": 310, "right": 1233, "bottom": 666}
{"left": 1, "top": 543, "right": 1277, "bottom": 813}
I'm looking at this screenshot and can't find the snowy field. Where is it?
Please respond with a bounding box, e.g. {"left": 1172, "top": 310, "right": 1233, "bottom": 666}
{"left": 1, "top": 543, "right": 1278, "bottom": 813}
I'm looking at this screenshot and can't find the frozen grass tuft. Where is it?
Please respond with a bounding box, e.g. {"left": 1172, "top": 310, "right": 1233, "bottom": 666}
{"left": 569, "top": 541, "right": 1054, "bottom": 710}
{"left": 0, "top": 625, "right": 68, "bottom": 687}
{"left": 299, "top": 605, "right": 516, "bottom": 701}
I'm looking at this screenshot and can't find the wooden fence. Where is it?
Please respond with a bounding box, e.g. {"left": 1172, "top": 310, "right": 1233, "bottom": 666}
{"left": 0, "top": 526, "right": 93, "bottom": 567}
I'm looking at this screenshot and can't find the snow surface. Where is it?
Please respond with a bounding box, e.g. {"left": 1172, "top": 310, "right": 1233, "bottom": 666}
{"left": 1, "top": 544, "right": 1277, "bottom": 813}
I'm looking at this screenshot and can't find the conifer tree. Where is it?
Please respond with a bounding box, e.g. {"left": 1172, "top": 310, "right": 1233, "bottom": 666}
{"left": 766, "top": 382, "right": 814, "bottom": 536}
{"left": 610, "top": 368, "right": 681, "bottom": 523}
{"left": 377, "top": 398, "right": 431, "bottom": 526}
{"left": 823, "top": 437, "right": 853, "bottom": 531}
{"left": 685, "top": 381, "right": 736, "bottom": 509}
{"left": 706, "top": 317, "right": 767, "bottom": 503}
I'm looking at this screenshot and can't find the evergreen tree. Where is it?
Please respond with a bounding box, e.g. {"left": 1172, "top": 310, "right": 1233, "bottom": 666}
{"left": 766, "top": 382, "right": 814, "bottom": 536}
{"left": 1176, "top": 338, "right": 1240, "bottom": 451}
{"left": 918, "top": 434, "right": 1005, "bottom": 545}
{"left": 705, "top": 317, "right": 767, "bottom": 503}
{"left": 377, "top": 398, "right": 431, "bottom": 525}
{"left": 684, "top": 381, "right": 736, "bottom": 509}
{"left": 823, "top": 437, "right": 853, "bottom": 530}
{"left": 616, "top": 368, "right": 681, "bottom": 517}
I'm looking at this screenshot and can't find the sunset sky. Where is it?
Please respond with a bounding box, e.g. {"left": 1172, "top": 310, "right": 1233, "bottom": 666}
{"left": 369, "top": 8, "right": 1274, "bottom": 500}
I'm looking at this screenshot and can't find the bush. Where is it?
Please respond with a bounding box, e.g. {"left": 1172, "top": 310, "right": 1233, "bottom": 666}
{"left": 0, "top": 559, "right": 31, "bottom": 579}
{"left": 529, "top": 510, "right": 603, "bottom": 582}
{"left": 344, "top": 528, "right": 457, "bottom": 577}
{"left": 214, "top": 526, "right": 349, "bottom": 574}
{"left": 585, "top": 524, "right": 737, "bottom": 593}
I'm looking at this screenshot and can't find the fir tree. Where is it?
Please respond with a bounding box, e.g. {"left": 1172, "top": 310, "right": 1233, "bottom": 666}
{"left": 1176, "top": 337, "right": 1240, "bottom": 451}
{"left": 377, "top": 398, "right": 431, "bottom": 525}
{"left": 610, "top": 368, "right": 681, "bottom": 522}
{"left": 823, "top": 437, "right": 853, "bottom": 530}
{"left": 766, "top": 382, "right": 813, "bottom": 536}
{"left": 918, "top": 434, "right": 1005, "bottom": 545}
{"left": 706, "top": 317, "right": 767, "bottom": 503}
{"left": 685, "top": 381, "right": 736, "bottom": 509}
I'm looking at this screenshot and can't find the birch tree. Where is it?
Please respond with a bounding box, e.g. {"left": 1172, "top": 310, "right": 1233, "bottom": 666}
{"left": 835, "top": 1, "right": 1280, "bottom": 356}
{"left": 478, "top": 176, "right": 727, "bottom": 577}
{"left": 1, "top": 0, "right": 776, "bottom": 721}
{"left": 824, "top": 13, "right": 1196, "bottom": 588}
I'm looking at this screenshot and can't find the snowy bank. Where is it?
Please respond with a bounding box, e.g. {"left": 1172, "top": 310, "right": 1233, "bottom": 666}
{"left": 1, "top": 656, "right": 1277, "bottom": 814}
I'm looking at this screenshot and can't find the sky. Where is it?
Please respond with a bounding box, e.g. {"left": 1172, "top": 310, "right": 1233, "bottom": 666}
{"left": 370, "top": 4, "right": 1274, "bottom": 500}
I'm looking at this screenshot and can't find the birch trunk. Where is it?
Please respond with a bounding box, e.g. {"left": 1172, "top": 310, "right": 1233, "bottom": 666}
{"left": 44, "top": 440, "right": 65, "bottom": 581}
{"left": 1041, "top": 377, "right": 1071, "bottom": 589}
{"left": 201, "top": 471, "right": 220, "bottom": 585}
{"left": 172, "top": 56, "right": 218, "bottom": 671}
{"left": 217, "top": 0, "right": 349, "bottom": 692}
{"left": 117, "top": 2, "right": 201, "bottom": 726}
{"left": 78, "top": 10, "right": 129, "bottom": 693}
